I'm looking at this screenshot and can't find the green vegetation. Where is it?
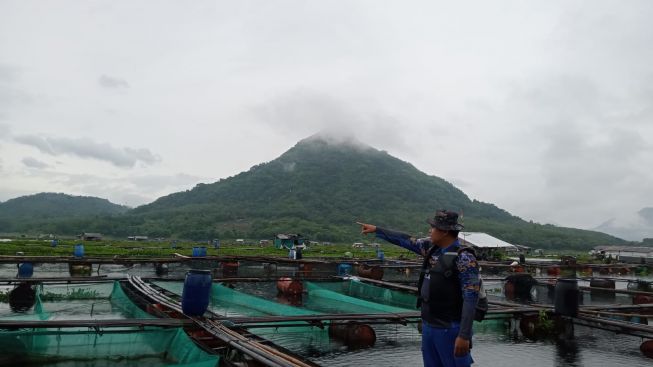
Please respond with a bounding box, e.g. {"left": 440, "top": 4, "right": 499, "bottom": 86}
{"left": 40, "top": 288, "right": 103, "bottom": 301}
{"left": 0, "top": 137, "right": 627, "bottom": 250}
{"left": 0, "top": 239, "right": 418, "bottom": 260}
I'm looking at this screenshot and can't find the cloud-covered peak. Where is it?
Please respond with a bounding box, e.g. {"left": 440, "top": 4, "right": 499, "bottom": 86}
{"left": 594, "top": 207, "right": 653, "bottom": 241}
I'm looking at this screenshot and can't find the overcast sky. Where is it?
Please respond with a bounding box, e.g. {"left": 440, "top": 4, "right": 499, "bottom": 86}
{"left": 1, "top": 1, "right": 652, "bottom": 240}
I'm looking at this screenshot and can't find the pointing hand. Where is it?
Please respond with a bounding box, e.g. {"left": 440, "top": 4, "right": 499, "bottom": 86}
{"left": 356, "top": 222, "right": 377, "bottom": 235}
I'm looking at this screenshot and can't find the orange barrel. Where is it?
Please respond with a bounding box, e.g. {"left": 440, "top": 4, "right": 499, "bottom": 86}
{"left": 641, "top": 340, "right": 653, "bottom": 359}
{"left": 276, "top": 277, "right": 303, "bottom": 296}
{"left": 328, "top": 321, "right": 376, "bottom": 348}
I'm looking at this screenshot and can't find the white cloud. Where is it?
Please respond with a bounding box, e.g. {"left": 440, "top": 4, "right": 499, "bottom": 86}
{"left": 21, "top": 156, "right": 49, "bottom": 169}
{"left": 98, "top": 74, "right": 129, "bottom": 89}
{"left": 14, "top": 134, "right": 160, "bottom": 168}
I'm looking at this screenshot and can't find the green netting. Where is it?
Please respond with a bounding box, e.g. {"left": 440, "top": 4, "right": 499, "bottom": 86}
{"left": 305, "top": 281, "right": 414, "bottom": 314}
{"left": 154, "top": 281, "right": 331, "bottom": 351}
{"left": 315, "top": 280, "right": 418, "bottom": 309}
{"left": 1, "top": 281, "right": 154, "bottom": 321}
{"left": 110, "top": 281, "right": 156, "bottom": 319}
{"left": 0, "top": 327, "right": 219, "bottom": 367}
{"left": 211, "top": 283, "right": 318, "bottom": 316}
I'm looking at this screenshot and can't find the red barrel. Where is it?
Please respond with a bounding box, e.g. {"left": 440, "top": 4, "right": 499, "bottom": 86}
{"left": 356, "top": 264, "right": 384, "bottom": 280}
{"left": 641, "top": 340, "right": 653, "bottom": 359}
{"left": 547, "top": 266, "right": 561, "bottom": 276}
{"left": 633, "top": 294, "right": 653, "bottom": 305}
{"left": 328, "top": 322, "right": 376, "bottom": 348}
{"left": 276, "top": 277, "right": 303, "bottom": 296}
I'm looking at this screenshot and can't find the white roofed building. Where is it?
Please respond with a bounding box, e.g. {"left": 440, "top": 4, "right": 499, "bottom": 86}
{"left": 459, "top": 232, "right": 519, "bottom": 259}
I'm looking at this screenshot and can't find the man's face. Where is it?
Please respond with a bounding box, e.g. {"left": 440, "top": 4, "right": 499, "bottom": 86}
{"left": 429, "top": 226, "right": 447, "bottom": 244}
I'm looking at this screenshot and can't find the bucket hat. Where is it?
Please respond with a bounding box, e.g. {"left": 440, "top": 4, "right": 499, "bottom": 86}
{"left": 426, "top": 210, "right": 464, "bottom": 231}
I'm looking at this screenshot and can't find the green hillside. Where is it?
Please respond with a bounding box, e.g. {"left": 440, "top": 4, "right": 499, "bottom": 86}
{"left": 0, "top": 193, "right": 129, "bottom": 233}
{"left": 0, "top": 136, "right": 625, "bottom": 250}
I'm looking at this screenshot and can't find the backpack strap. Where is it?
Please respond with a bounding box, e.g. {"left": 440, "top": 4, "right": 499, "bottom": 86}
{"left": 416, "top": 244, "right": 440, "bottom": 308}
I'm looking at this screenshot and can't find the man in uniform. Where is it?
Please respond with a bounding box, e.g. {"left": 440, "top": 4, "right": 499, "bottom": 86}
{"left": 358, "top": 210, "right": 479, "bottom": 367}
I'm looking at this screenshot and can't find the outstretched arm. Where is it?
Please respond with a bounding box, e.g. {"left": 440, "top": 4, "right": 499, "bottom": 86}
{"left": 357, "top": 222, "right": 424, "bottom": 255}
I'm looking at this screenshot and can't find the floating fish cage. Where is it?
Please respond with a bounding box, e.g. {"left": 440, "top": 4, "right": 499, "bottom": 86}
{"left": 1, "top": 258, "right": 652, "bottom": 366}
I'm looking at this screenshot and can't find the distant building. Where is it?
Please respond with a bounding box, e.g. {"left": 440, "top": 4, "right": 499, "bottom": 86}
{"left": 591, "top": 246, "right": 653, "bottom": 265}
{"left": 80, "top": 232, "right": 102, "bottom": 241}
{"left": 274, "top": 234, "right": 305, "bottom": 249}
{"left": 459, "top": 232, "right": 518, "bottom": 259}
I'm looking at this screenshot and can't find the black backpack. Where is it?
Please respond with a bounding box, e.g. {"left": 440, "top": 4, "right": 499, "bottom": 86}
{"left": 417, "top": 245, "right": 488, "bottom": 322}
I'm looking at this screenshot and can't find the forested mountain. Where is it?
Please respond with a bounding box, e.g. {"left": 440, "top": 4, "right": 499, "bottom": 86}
{"left": 0, "top": 193, "right": 129, "bottom": 233}
{"left": 0, "top": 136, "right": 625, "bottom": 249}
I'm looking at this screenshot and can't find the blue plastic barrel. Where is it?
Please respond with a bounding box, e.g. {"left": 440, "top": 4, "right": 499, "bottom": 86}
{"left": 377, "top": 251, "right": 385, "bottom": 261}
{"left": 181, "top": 270, "right": 212, "bottom": 316}
{"left": 337, "top": 263, "right": 353, "bottom": 276}
{"left": 18, "top": 262, "right": 33, "bottom": 278}
{"left": 51, "top": 239, "right": 58, "bottom": 247}
{"left": 73, "top": 244, "right": 84, "bottom": 258}
{"left": 192, "top": 247, "right": 207, "bottom": 257}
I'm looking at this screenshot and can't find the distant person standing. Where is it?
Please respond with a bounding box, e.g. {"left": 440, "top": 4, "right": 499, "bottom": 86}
{"left": 295, "top": 240, "right": 304, "bottom": 260}
{"left": 358, "top": 210, "right": 479, "bottom": 367}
